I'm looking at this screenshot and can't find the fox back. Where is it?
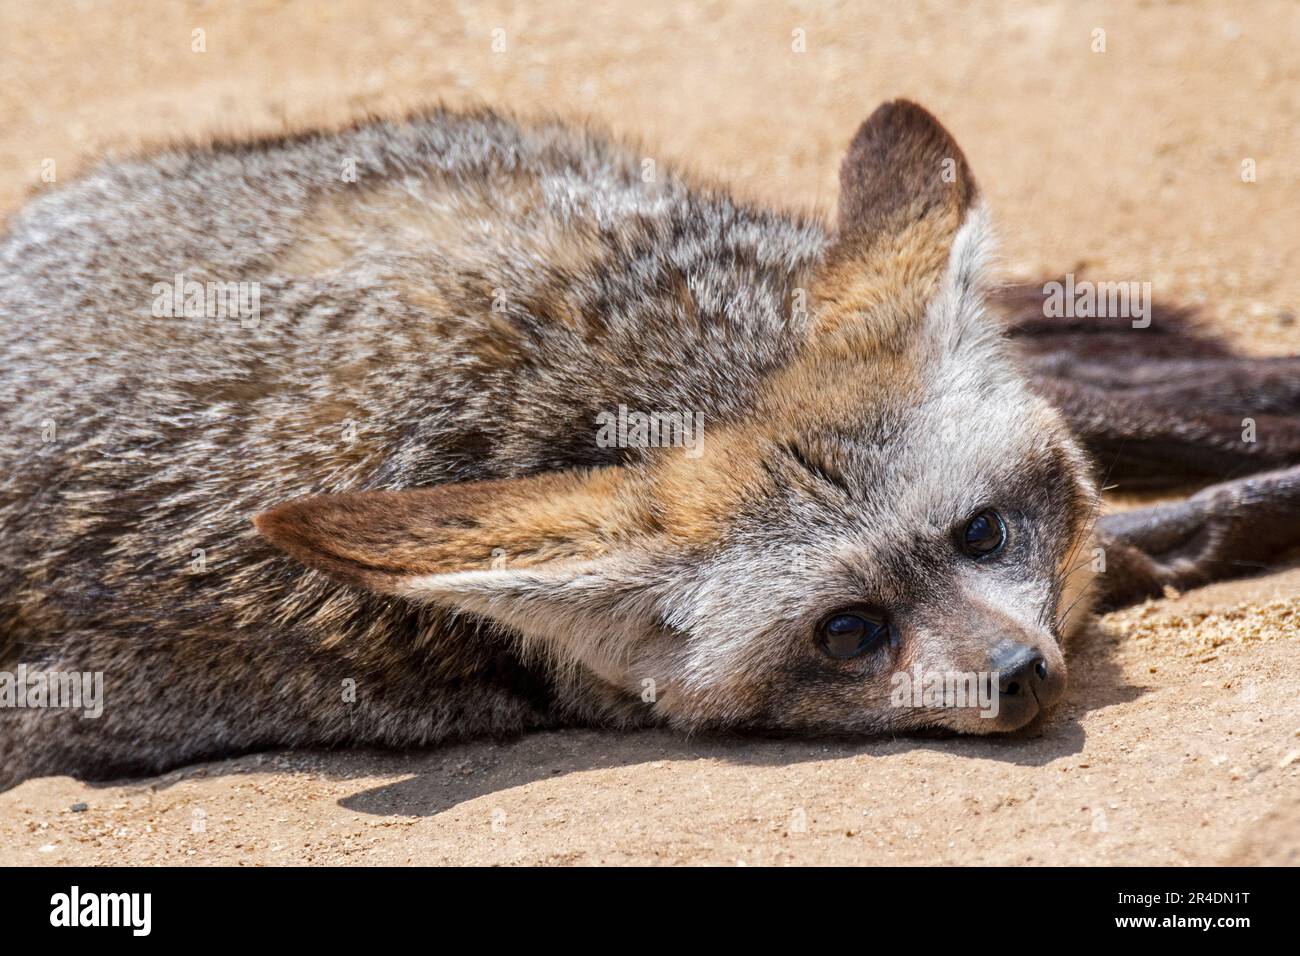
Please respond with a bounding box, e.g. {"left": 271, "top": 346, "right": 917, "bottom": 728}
{"left": 0, "top": 103, "right": 1094, "bottom": 785}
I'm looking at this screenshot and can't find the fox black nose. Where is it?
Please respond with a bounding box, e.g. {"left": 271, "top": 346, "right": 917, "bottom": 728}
{"left": 990, "top": 642, "right": 1047, "bottom": 698}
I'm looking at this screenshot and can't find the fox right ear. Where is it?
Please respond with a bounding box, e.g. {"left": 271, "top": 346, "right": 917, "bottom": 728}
{"left": 812, "top": 100, "right": 983, "bottom": 347}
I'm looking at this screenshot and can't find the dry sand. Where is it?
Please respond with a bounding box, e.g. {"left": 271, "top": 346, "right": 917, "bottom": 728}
{"left": 0, "top": 0, "right": 1297, "bottom": 865}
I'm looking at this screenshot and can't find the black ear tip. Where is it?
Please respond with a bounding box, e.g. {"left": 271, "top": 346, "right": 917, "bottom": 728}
{"left": 252, "top": 501, "right": 308, "bottom": 551}
{"left": 252, "top": 505, "right": 286, "bottom": 545}
{"left": 861, "top": 99, "right": 949, "bottom": 141}
{"left": 877, "top": 97, "right": 933, "bottom": 117}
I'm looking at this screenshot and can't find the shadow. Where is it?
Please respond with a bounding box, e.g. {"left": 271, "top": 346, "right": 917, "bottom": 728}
{"left": 3, "top": 609, "right": 1146, "bottom": 815}
{"left": 334, "top": 723, "right": 1097, "bottom": 819}
{"left": 335, "top": 617, "right": 1143, "bottom": 817}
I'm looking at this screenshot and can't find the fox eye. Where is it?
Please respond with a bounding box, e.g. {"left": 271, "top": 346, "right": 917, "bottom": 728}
{"left": 960, "top": 508, "right": 1006, "bottom": 558}
{"left": 817, "top": 607, "right": 891, "bottom": 660}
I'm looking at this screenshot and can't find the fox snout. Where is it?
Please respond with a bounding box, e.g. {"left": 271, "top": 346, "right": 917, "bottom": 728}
{"left": 902, "top": 596, "right": 1069, "bottom": 736}
{"left": 984, "top": 638, "right": 1067, "bottom": 732}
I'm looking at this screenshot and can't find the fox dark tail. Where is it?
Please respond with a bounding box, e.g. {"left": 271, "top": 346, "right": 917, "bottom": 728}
{"left": 993, "top": 281, "right": 1300, "bottom": 609}
{"left": 993, "top": 281, "right": 1300, "bottom": 491}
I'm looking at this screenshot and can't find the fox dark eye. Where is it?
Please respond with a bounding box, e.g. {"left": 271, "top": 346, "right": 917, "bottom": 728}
{"left": 816, "top": 607, "right": 891, "bottom": 660}
{"left": 960, "top": 509, "right": 1006, "bottom": 558}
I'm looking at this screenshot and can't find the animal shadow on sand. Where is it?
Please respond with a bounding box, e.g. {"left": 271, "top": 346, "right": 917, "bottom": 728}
{"left": 71, "top": 615, "right": 1142, "bottom": 819}
{"left": 334, "top": 618, "right": 1142, "bottom": 818}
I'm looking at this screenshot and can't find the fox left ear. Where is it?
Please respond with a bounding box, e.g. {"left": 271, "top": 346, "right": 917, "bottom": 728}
{"left": 253, "top": 468, "right": 669, "bottom": 681}
{"left": 834, "top": 98, "right": 977, "bottom": 245}
{"left": 813, "top": 99, "right": 986, "bottom": 348}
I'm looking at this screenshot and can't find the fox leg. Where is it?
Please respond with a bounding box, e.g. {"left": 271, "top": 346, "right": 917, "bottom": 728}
{"left": 1041, "top": 354, "right": 1300, "bottom": 608}
{"left": 1092, "top": 464, "right": 1300, "bottom": 610}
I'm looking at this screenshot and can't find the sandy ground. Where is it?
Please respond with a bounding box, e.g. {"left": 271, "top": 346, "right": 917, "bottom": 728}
{"left": 1, "top": 0, "right": 1298, "bottom": 865}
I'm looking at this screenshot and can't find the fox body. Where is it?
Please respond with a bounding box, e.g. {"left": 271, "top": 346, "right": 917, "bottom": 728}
{"left": 7, "top": 101, "right": 1287, "bottom": 788}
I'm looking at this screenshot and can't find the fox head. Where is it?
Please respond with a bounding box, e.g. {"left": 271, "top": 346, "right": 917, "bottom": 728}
{"left": 255, "top": 101, "right": 1097, "bottom": 736}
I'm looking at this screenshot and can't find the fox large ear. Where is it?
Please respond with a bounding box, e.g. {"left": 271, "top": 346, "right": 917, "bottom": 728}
{"left": 253, "top": 468, "right": 668, "bottom": 681}
{"left": 813, "top": 99, "right": 985, "bottom": 348}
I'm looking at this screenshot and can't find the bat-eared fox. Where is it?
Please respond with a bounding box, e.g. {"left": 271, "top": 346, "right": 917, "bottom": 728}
{"left": 2, "top": 100, "right": 1298, "bottom": 788}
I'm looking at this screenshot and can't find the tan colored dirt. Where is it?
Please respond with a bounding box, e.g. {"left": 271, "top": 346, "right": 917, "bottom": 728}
{"left": 1, "top": 0, "right": 1297, "bottom": 865}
